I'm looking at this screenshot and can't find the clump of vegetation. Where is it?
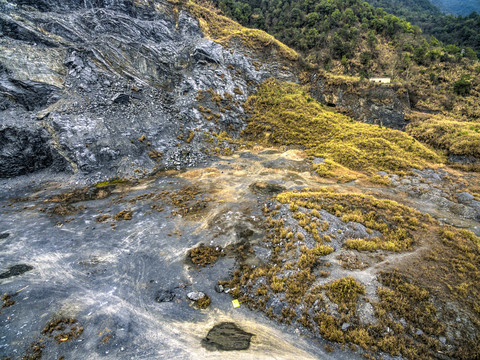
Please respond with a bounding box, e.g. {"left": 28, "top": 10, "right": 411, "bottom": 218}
{"left": 369, "top": 174, "right": 392, "bottom": 186}
{"left": 422, "top": 229, "right": 480, "bottom": 318}
{"left": 184, "top": 0, "right": 298, "bottom": 61}
{"left": 47, "top": 186, "right": 113, "bottom": 204}
{"left": 96, "top": 214, "right": 111, "bottom": 222}
{"left": 453, "top": 75, "right": 473, "bottom": 96}
{"left": 23, "top": 340, "right": 44, "bottom": 360}
{"left": 196, "top": 294, "right": 211, "bottom": 309}
{"left": 377, "top": 271, "right": 444, "bottom": 336}
{"left": 95, "top": 179, "right": 127, "bottom": 187}
{"left": 242, "top": 79, "right": 442, "bottom": 177}
{"left": 168, "top": 185, "right": 211, "bottom": 217}
{"left": 114, "top": 209, "right": 133, "bottom": 221}
{"left": 148, "top": 150, "right": 163, "bottom": 161}
{"left": 2, "top": 293, "right": 15, "bottom": 308}
{"left": 407, "top": 114, "right": 480, "bottom": 158}
{"left": 277, "top": 188, "right": 429, "bottom": 251}
{"left": 325, "top": 277, "right": 365, "bottom": 312}
{"left": 188, "top": 244, "right": 223, "bottom": 266}
{"left": 42, "top": 318, "right": 83, "bottom": 344}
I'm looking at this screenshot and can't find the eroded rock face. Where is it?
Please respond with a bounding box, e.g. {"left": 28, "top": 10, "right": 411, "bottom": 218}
{"left": 0, "top": 0, "right": 296, "bottom": 180}
{"left": 0, "top": 118, "right": 69, "bottom": 178}
{"left": 310, "top": 75, "right": 410, "bottom": 130}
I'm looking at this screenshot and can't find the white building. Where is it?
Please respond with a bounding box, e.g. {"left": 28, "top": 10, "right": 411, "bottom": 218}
{"left": 369, "top": 77, "right": 391, "bottom": 84}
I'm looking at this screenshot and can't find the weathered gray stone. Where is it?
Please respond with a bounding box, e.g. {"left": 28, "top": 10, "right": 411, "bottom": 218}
{"left": 457, "top": 192, "right": 474, "bottom": 203}
{"left": 187, "top": 291, "right": 206, "bottom": 301}
{"left": 0, "top": 0, "right": 297, "bottom": 180}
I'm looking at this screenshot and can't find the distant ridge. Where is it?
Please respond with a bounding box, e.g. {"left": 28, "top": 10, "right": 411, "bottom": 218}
{"left": 431, "top": 0, "right": 480, "bottom": 16}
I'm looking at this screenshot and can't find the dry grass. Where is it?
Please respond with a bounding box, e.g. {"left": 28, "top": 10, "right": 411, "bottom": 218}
{"left": 242, "top": 79, "right": 443, "bottom": 178}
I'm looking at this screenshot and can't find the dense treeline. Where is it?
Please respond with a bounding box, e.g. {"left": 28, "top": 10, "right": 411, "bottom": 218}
{"left": 365, "top": 0, "right": 480, "bottom": 58}
{"left": 211, "top": 0, "right": 477, "bottom": 78}
{"left": 431, "top": 0, "right": 480, "bottom": 17}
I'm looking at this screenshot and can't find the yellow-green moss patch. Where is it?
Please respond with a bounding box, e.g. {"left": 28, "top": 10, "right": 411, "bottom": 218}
{"left": 277, "top": 188, "right": 429, "bottom": 252}
{"left": 407, "top": 114, "right": 480, "bottom": 158}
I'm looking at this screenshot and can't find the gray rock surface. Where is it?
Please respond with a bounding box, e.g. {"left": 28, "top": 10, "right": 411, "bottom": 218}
{"left": 310, "top": 74, "right": 411, "bottom": 130}
{"left": 187, "top": 291, "right": 206, "bottom": 301}
{"left": 0, "top": 0, "right": 297, "bottom": 181}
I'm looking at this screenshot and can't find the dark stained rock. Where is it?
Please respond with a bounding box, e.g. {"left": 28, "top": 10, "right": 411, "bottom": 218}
{"left": 202, "top": 322, "right": 253, "bottom": 351}
{"left": 0, "top": 126, "right": 55, "bottom": 178}
{"left": 249, "top": 181, "right": 286, "bottom": 195}
{"left": 155, "top": 289, "right": 175, "bottom": 303}
{"left": 0, "top": 264, "right": 33, "bottom": 279}
{"left": 0, "top": 66, "right": 60, "bottom": 111}
{"left": 310, "top": 75, "right": 410, "bottom": 130}
{"left": 112, "top": 93, "right": 130, "bottom": 104}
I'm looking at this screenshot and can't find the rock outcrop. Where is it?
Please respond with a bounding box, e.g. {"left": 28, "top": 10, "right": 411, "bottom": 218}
{"left": 310, "top": 73, "right": 411, "bottom": 130}
{"left": 0, "top": 0, "right": 297, "bottom": 180}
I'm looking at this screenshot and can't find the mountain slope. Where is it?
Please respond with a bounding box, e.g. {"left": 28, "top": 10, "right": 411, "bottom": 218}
{"left": 0, "top": 0, "right": 297, "bottom": 180}
{"left": 431, "top": 0, "right": 480, "bottom": 16}
{"left": 364, "top": 0, "right": 480, "bottom": 58}
{"left": 1, "top": 2, "right": 480, "bottom": 360}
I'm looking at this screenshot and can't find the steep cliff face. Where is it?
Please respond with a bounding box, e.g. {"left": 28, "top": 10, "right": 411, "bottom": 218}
{"left": 0, "top": 0, "right": 297, "bottom": 180}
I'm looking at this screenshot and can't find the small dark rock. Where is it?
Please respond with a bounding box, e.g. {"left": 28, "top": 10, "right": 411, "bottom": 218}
{"left": 0, "top": 264, "right": 34, "bottom": 279}
{"left": 202, "top": 322, "right": 253, "bottom": 351}
{"left": 0, "top": 233, "right": 10, "bottom": 239}
{"left": 155, "top": 289, "right": 175, "bottom": 303}
{"left": 214, "top": 284, "right": 224, "bottom": 293}
{"left": 112, "top": 93, "right": 130, "bottom": 104}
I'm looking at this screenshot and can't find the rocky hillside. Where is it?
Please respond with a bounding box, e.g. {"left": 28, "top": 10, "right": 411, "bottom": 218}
{"left": 1, "top": 1, "right": 479, "bottom": 360}
{"left": 0, "top": 0, "right": 296, "bottom": 181}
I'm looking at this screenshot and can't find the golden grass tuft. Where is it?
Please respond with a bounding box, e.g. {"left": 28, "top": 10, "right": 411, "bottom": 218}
{"left": 277, "top": 188, "right": 427, "bottom": 252}
{"left": 407, "top": 114, "right": 480, "bottom": 158}
{"left": 185, "top": 1, "right": 298, "bottom": 61}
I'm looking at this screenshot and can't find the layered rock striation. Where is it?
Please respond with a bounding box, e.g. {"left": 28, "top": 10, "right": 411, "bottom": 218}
{"left": 0, "top": 0, "right": 296, "bottom": 180}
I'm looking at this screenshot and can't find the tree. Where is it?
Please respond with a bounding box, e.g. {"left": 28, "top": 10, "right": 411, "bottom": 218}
{"left": 453, "top": 75, "right": 472, "bottom": 96}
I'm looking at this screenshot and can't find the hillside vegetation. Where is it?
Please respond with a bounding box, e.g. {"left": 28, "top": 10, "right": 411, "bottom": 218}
{"left": 198, "top": 0, "right": 480, "bottom": 164}
{"left": 365, "top": 0, "right": 480, "bottom": 58}
{"left": 173, "top": 0, "right": 298, "bottom": 60}
{"left": 431, "top": 0, "right": 480, "bottom": 16}
{"left": 242, "top": 79, "right": 442, "bottom": 179}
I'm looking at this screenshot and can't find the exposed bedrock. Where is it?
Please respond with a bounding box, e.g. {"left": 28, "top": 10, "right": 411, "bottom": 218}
{"left": 0, "top": 0, "right": 297, "bottom": 180}
{"left": 0, "top": 119, "right": 69, "bottom": 178}
{"left": 310, "top": 75, "right": 411, "bottom": 130}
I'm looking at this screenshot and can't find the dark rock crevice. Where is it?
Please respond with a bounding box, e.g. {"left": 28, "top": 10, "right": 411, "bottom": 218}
{"left": 0, "top": 125, "right": 69, "bottom": 178}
